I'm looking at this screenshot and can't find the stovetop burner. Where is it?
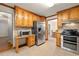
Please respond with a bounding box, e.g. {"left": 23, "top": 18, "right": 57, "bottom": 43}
{"left": 62, "top": 29, "right": 79, "bottom": 36}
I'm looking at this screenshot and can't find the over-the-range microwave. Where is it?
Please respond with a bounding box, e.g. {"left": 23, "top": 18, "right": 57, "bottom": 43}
{"left": 17, "top": 29, "right": 32, "bottom": 36}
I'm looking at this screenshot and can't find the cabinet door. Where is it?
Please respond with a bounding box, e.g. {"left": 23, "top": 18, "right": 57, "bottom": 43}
{"left": 37, "top": 16, "right": 41, "bottom": 20}
{"left": 30, "top": 36, "right": 35, "bottom": 45}
{"left": 56, "top": 33, "right": 61, "bottom": 47}
{"left": 28, "top": 13, "right": 33, "bottom": 27}
{"left": 32, "top": 14, "right": 37, "bottom": 21}
{"left": 40, "top": 16, "right": 45, "bottom": 21}
{"left": 15, "top": 8, "right": 23, "bottom": 27}
{"left": 35, "top": 15, "right": 40, "bottom": 21}
{"left": 62, "top": 10, "right": 70, "bottom": 20}
{"left": 27, "top": 35, "right": 35, "bottom": 47}
{"left": 70, "top": 7, "right": 79, "bottom": 19}
{"left": 57, "top": 13, "right": 62, "bottom": 29}
{"left": 23, "top": 11, "right": 29, "bottom": 27}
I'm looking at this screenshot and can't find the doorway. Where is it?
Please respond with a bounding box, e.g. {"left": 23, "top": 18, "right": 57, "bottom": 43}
{"left": 47, "top": 19, "right": 57, "bottom": 46}
{"left": 48, "top": 19, "right": 57, "bottom": 38}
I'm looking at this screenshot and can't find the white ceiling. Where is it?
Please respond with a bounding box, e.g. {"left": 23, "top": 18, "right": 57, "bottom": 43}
{"left": 5, "top": 3, "right": 79, "bottom": 17}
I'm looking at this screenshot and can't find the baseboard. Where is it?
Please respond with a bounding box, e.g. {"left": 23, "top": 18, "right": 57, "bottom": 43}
{"left": 13, "top": 43, "right": 27, "bottom": 48}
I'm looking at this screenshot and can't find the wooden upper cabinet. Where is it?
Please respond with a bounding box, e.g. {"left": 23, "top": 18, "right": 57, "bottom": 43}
{"left": 36, "top": 16, "right": 41, "bottom": 20}
{"left": 33, "top": 15, "right": 45, "bottom": 22}
{"left": 23, "top": 11, "right": 29, "bottom": 27}
{"left": 62, "top": 10, "right": 70, "bottom": 20}
{"left": 70, "top": 7, "right": 79, "bottom": 19}
{"left": 57, "top": 6, "right": 79, "bottom": 29}
{"left": 32, "top": 14, "right": 37, "bottom": 21}
{"left": 57, "top": 13, "right": 63, "bottom": 29}
{"left": 40, "top": 16, "right": 45, "bottom": 21}
{"left": 33, "top": 15, "right": 40, "bottom": 21}
{"left": 15, "top": 7, "right": 23, "bottom": 27}
{"left": 28, "top": 13, "right": 33, "bottom": 27}
{"left": 15, "top": 6, "right": 45, "bottom": 28}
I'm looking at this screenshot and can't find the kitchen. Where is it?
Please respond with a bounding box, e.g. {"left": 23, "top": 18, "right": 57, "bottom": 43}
{"left": 0, "top": 3, "right": 79, "bottom": 56}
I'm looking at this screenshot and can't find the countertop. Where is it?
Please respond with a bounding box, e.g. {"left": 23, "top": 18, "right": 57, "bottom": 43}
{"left": 16, "top": 34, "right": 35, "bottom": 39}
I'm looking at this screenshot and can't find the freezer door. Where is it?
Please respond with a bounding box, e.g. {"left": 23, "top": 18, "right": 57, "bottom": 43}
{"left": 36, "top": 22, "right": 45, "bottom": 45}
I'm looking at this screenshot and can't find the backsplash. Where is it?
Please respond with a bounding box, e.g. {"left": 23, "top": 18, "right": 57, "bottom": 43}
{"left": 62, "top": 23, "right": 79, "bottom": 29}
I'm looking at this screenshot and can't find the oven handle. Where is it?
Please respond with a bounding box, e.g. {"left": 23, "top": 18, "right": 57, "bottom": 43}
{"left": 63, "top": 35, "right": 78, "bottom": 37}
{"left": 64, "top": 41, "right": 77, "bottom": 45}
{"left": 64, "top": 39, "right": 77, "bottom": 42}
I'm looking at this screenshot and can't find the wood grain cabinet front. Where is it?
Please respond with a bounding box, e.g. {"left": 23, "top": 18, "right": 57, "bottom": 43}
{"left": 35, "top": 15, "right": 41, "bottom": 21}
{"left": 70, "top": 7, "right": 79, "bottom": 19}
{"left": 23, "top": 11, "right": 29, "bottom": 27}
{"left": 32, "top": 14, "right": 37, "bottom": 21}
{"left": 56, "top": 32, "right": 61, "bottom": 47}
{"left": 62, "top": 10, "right": 70, "bottom": 20}
{"left": 57, "top": 13, "right": 63, "bottom": 28}
{"left": 15, "top": 6, "right": 45, "bottom": 28}
{"left": 40, "top": 16, "right": 45, "bottom": 22}
{"left": 15, "top": 7, "right": 24, "bottom": 27}
{"left": 28, "top": 13, "right": 33, "bottom": 27}
{"left": 27, "top": 35, "right": 35, "bottom": 47}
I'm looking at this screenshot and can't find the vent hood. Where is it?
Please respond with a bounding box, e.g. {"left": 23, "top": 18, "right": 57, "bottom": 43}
{"left": 62, "top": 19, "right": 79, "bottom": 24}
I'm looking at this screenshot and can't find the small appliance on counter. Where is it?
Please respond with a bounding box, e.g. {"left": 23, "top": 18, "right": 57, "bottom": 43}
{"left": 32, "top": 21, "right": 45, "bottom": 46}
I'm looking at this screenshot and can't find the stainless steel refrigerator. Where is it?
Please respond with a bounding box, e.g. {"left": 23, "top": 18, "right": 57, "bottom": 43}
{"left": 0, "top": 12, "right": 13, "bottom": 51}
{"left": 32, "top": 21, "right": 45, "bottom": 46}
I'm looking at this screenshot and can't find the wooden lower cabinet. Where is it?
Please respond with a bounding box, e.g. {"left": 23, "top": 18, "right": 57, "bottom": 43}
{"left": 56, "top": 32, "right": 61, "bottom": 47}
{"left": 27, "top": 35, "right": 35, "bottom": 47}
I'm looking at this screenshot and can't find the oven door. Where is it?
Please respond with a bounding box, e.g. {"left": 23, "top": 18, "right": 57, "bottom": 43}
{"left": 63, "top": 36, "right": 77, "bottom": 42}
{"left": 63, "top": 41, "right": 77, "bottom": 50}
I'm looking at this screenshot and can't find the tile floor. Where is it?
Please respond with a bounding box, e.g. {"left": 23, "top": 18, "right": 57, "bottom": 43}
{"left": 0, "top": 37, "right": 78, "bottom": 56}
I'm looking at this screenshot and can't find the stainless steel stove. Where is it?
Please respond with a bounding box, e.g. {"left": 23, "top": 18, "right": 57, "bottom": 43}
{"left": 61, "top": 29, "right": 79, "bottom": 53}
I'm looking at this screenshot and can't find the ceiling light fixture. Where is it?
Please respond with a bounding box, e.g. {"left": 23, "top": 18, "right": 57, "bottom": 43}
{"left": 42, "top": 3, "right": 55, "bottom": 7}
